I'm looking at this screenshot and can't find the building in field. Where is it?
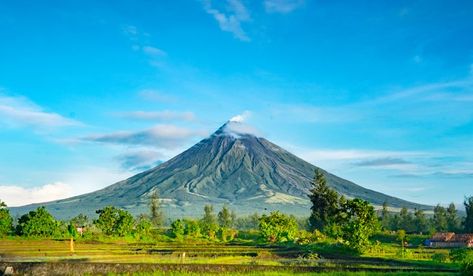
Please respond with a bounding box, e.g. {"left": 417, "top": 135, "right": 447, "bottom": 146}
{"left": 427, "top": 232, "right": 473, "bottom": 248}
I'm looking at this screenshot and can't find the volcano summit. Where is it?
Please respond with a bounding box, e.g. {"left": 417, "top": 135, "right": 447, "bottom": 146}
{"left": 12, "top": 121, "right": 430, "bottom": 219}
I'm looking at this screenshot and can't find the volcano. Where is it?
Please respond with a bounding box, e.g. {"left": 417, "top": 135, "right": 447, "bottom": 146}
{"left": 11, "top": 120, "right": 431, "bottom": 219}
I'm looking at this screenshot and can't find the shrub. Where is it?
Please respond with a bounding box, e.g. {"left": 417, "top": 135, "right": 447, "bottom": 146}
{"left": 432, "top": 253, "right": 449, "bottom": 263}
{"left": 259, "top": 211, "right": 298, "bottom": 243}
{"left": 170, "top": 219, "right": 185, "bottom": 240}
{"left": 16, "top": 207, "right": 60, "bottom": 237}
{"left": 94, "top": 206, "right": 135, "bottom": 236}
{"left": 0, "top": 200, "right": 13, "bottom": 236}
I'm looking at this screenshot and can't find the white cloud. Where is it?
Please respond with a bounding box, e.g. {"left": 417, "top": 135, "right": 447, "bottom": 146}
{"left": 0, "top": 93, "right": 81, "bottom": 129}
{"left": 202, "top": 0, "right": 251, "bottom": 41}
{"left": 0, "top": 182, "right": 73, "bottom": 207}
{"left": 116, "top": 110, "right": 195, "bottom": 121}
{"left": 295, "top": 148, "right": 425, "bottom": 162}
{"left": 229, "top": 110, "right": 251, "bottom": 122}
{"left": 264, "top": 0, "right": 304, "bottom": 13}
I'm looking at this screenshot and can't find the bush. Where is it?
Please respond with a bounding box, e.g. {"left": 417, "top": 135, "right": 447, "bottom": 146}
{"left": 432, "top": 253, "right": 449, "bottom": 263}
{"left": 259, "top": 211, "right": 298, "bottom": 243}
{"left": 94, "top": 206, "right": 135, "bottom": 236}
{"left": 170, "top": 219, "right": 185, "bottom": 240}
{"left": 16, "top": 207, "right": 60, "bottom": 237}
{"left": 0, "top": 200, "right": 13, "bottom": 236}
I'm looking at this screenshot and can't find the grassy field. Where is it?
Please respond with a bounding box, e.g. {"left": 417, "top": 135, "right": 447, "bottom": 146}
{"left": 0, "top": 235, "right": 462, "bottom": 275}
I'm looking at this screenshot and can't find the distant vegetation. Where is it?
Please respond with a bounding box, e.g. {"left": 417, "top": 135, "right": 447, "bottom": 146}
{"left": 1, "top": 170, "right": 473, "bottom": 274}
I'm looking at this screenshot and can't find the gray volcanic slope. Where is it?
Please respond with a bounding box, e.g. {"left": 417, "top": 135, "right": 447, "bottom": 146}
{"left": 11, "top": 122, "right": 431, "bottom": 219}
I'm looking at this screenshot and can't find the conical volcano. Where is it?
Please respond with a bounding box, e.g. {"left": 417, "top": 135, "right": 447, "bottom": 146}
{"left": 11, "top": 121, "right": 431, "bottom": 219}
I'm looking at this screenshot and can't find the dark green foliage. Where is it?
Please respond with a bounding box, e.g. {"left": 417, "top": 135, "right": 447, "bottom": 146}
{"left": 450, "top": 248, "right": 473, "bottom": 275}
{"left": 340, "top": 198, "right": 379, "bottom": 253}
{"left": 218, "top": 206, "right": 233, "bottom": 228}
{"left": 170, "top": 219, "right": 185, "bottom": 239}
{"left": 433, "top": 204, "right": 448, "bottom": 232}
{"left": 465, "top": 196, "right": 473, "bottom": 233}
{"left": 94, "top": 206, "right": 135, "bottom": 236}
{"left": 308, "top": 169, "right": 340, "bottom": 231}
{"left": 259, "top": 211, "right": 298, "bottom": 243}
{"left": 413, "top": 209, "right": 429, "bottom": 234}
{"left": 446, "top": 203, "right": 460, "bottom": 232}
{"left": 16, "top": 207, "right": 59, "bottom": 237}
{"left": 399, "top": 207, "right": 415, "bottom": 233}
{"left": 150, "top": 190, "right": 164, "bottom": 228}
{"left": 0, "top": 200, "right": 13, "bottom": 236}
{"left": 67, "top": 223, "right": 78, "bottom": 238}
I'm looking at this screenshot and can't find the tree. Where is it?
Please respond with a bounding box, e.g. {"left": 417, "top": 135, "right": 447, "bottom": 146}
{"left": 94, "top": 206, "right": 135, "bottom": 236}
{"left": 413, "top": 209, "right": 429, "bottom": 234}
{"left": 446, "top": 203, "right": 461, "bottom": 232}
{"left": 218, "top": 206, "right": 233, "bottom": 228}
{"left": 149, "top": 190, "right": 164, "bottom": 228}
{"left": 399, "top": 207, "right": 414, "bottom": 233}
{"left": 340, "top": 198, "right": 379, "bottom": 253}
{"left": 464, "top": 196, "right": 473, "bottom": 233}
{"left": 70, "top": 213, "right": 89, "bottom": 228}
{"left": 308, "top": 169, "right": 340, "bottom": 231}
{"left": 259, "top": 211, "right": 298, "bottom": 243}
{"left": 170, "top": 219, "right": 185, "bottom": 240}
{"left": 0, "top": 200, "right": 13, "bottom": 236}
{"left": 201, "top": 205, "right": 219, "bottom": 238}
{"left": 184, "top": 219, "right": 201, "bottom": 238}
{"left": 16, "top": 207, "right": 59, "bottom": 237}
{"left": 380, "top": 201, "right": 391, "bottom": 230}
{"left": 135, "top": 215, "right": 153, "bottom": 239}
{"left": 433, "top": 204, "right": 448, "bottom": 232}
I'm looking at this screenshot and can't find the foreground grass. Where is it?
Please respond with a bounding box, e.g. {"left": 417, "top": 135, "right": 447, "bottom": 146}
{"left": 104, "top": 272, "right": 456, "bottom": 276}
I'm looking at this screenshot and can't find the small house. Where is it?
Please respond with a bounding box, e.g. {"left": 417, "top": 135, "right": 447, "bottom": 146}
{"left": 428, "top": 232, "right": 473, "bottom": 248}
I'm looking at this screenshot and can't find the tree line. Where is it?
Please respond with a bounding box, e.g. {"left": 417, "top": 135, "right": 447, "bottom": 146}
{"left": 1, "top": 170, "right": 473, "bottom": 255}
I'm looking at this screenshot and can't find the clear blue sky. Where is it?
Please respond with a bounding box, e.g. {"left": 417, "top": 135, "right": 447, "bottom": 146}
{"left": 0, "top": 0, "right": 472, "bottom": 207}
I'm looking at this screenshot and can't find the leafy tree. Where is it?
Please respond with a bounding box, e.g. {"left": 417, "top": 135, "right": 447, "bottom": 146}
{"left": 184, "top": 219, "right": 202, "bottom": 238}
{"left": 380, "top": 201, "right": 391, "bottom": 230}
{"left": 340, "top": 198, "right": 379, "bottom": 253}
{"left": 16, "top": 207, "right": 59, "bottom": 237}
{"left": 0, "top": 200, "right": 13, "bottom": 236}
{"left": 259, "top": 211, "right": 298, "bottom": 243}
{"left": 201, "top": 205, "right": 219, "bottom": 238}
{"left": 399, "top": 207, "right": 415, "bottom": 233}
{"left": 397, "top": 229, "right": 407, "bottom": 257}
{"left": 149, "top": 190, "right": 164, "bottom": 228}
{"left": 135, "top": 215, "right": 153, "bottom": 239}
{"left": 70, "top": 213, "right": 89, "bottom": 227}
{"left": 94, "top": 206, "right": 135, "bottom": 236}
{"left": 433, "top": 204, "right": 448, "bottom": 232}
{"left": 446, "top": 203, "right": 461, "bottom": 232}
{"left": 308, "top": 169, "right": 340, "bottom": 231}
{"left": 170, "top": 219, "right": 185, "bottom": 240}
{"left": 413, "top": 209, "right": 429, "bottom": 234}
{"left": 464, "top": 196, "right": 473, "bottom": 233}
{"left": 218, "top": 206, "right": 233, "bottom": 228}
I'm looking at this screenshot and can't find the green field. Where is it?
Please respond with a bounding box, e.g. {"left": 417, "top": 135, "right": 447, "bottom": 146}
{"left": 0, "top": 235, "right": 461, "bottom": 275}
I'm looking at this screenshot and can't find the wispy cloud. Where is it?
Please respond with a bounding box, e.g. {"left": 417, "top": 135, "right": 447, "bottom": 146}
{"left": 354, "top": 157, "right": 411, "bottom": 167}
{"left": 264, "top": 0, "right": 305, "bottom": 14}
{"left": 116, "top": 150, "right": 164, "bottom": 171}
{"left": 82, "top": 124, "right": 204, "bottom": 148}
{"left": 115, "top": 111, "right": 196, "bottom": 122}
{"left": 202, "top": 0, "right": 251, "bottom": 41}
{"left": 142, "top": 46, "right": 167, "bottom": 57}
{"left": 0, "top": 93, "right": 81, "bottom": 129}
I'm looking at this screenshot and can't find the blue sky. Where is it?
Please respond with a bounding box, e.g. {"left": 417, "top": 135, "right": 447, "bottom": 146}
{"left": 0, "top": 0, "right": 472, "bottom": 207}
